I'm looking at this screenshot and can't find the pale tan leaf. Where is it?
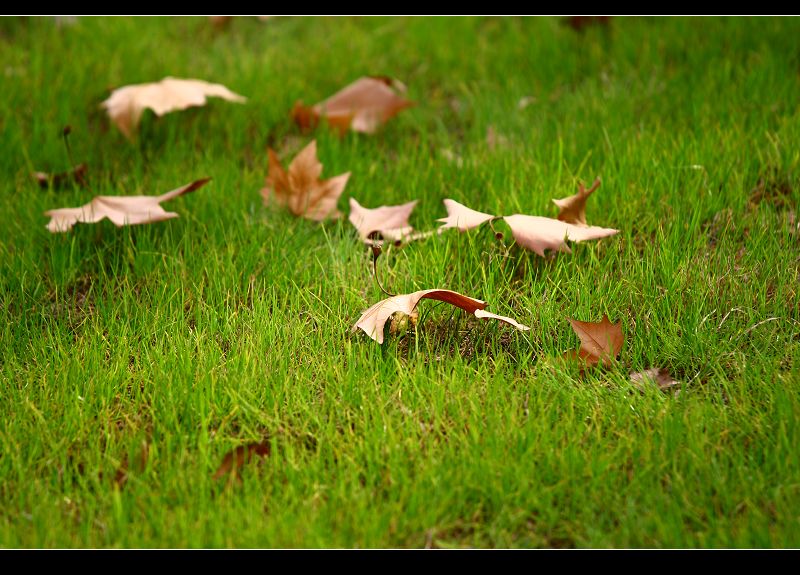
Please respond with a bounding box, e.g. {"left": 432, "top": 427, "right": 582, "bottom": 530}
{"left": 101, "top": 77, "right": 246, "bottom": 139}
{"left": 348, "top": 197, "right": 418, "bottom": 242}
{"left": 292, "top": 77, "right": 414, "bottom": 135}
{"left": 565, "top": 316, "right": 624, "bottom": 367}
{"left": 552, "top": 178, "right": 602, "bottom": 226}
{"left": 353, "top": 289, "right": 528, "bottom": 344}
{"left": 503, "top": 215, "right": 619, "bottom": 256}
{"left": 261, "top": 140, "right": 350, "bottom": 221}
{"left": 630, "top": 368, "right": 680, "bottom": 392}
{"left": 44, "top": 178, "right": 211, "bottom": 233}
{"left": 437, "top": 199, "right": 496, "bottom": 232}
{"left": 473, "top": 309, "right": 531, "bottom": 332}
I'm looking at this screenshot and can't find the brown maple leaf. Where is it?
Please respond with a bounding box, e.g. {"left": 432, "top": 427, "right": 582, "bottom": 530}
{"left": 213, "top": 442, "right": 271, "bottom": 481}
{"left": 101, "top": 77, "right": 246, "bottom": 139}
{"left": 437, "top": 199, "right": 496, "bottom": 232}
{"left": 353, "top": 289, "right": 529, "bottom": 344}
{"left": 261, "top": 140, "right": 350, "bottom": 221}
{"left": 34, "top": 163, "right": 88, "bottom": 189}
{"left": 564, "top": 315, "right": 624, "bottom": 367}
{"left": 630, "top": 368, "right": 680, "bottom": 392}
{"left": 44, "top": 178, "right": 211, "bottom": 233}
{"left": 503, "top": 215, "right": 619, "bottom": 257}
{"left": 348, "top": 197, "right": 418, "bottom": 243}
{"left": 553, "top": 178, "right": 602, "bottom": 226}
{"left": 292, "top": 76, "right": 414, "bottom": 135}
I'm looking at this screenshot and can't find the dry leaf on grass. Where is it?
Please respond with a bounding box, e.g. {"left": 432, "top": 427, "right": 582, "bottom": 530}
{"left": 261, "top": 140, "right": 350, "bottom": 221}
{"left": 348, "top": 197, "right": 418, "bottom": 243}
{"left": 33, "top": 163, "right": 88, "bottom": 189}
{"left": 630, "top": 368, "right": 680, "bottom": 392}
{"left": 353, "top": 289, "right": 529, "bottom": 344}
{"left": 503, "top": 215, "right": 619, "bottom": 257}
{"left": 292, "top": 76, "right": 414, "bottom": 135}
{"left": 553, "top": 178, "right": 602, "bottom": 226}
{"left": 564, "top": 315, "right": 624, "bottom": 367}
{"left": 44, "top": 178, "right": 210, "bottom": 233}
{"left": 437, "top": 199, "right": 496, "bottom": 232}
{"left": 101, "top": 77, "right": 246, "bottom": 138}
{"left": 437, "top": 199, "right": 618, "bottom": 255}
{"left": 213, "top": 442, "right": 271, "bottom": 481}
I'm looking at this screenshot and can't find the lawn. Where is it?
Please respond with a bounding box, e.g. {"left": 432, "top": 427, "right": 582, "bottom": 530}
{"left": 1, "top": 16, "right": 799, "bottom": 548}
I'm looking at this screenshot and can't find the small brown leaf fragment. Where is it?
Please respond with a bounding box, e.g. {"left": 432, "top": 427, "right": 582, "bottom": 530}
{"left": 261, "top": 140, "right": 350, "bottom": 221}
{"left": 353, "top": 289, "right": 529, "bottom": 344}
{"left": 101, "top": 77, "right": 246, "bottom": 139}
{"left": 503, "top": 215, "right": 618, "bottom": 257}
{"left": 564, "top": 315, "right": 624, "bottom": 367}
{"left": 486, "top": 126, "right": 509, "bottom": 151}
{"left": 553, "top": 178, "right": 602, "bottom": 226}
{"left": 348, "top": 197, "right": 418, "bottom": 243}
{"left": 34, "top": 163, "right": 88, "bottom": 189}
{"left": 630, "top": 368, "right": 680, "bottom": 392}
{"left": 213, "top": 442, "right": 271, "bottom": 481}
{"left": 437, "top": 199, "right": 496, "bottom": 232}
{"left": 292, "top": 76, "right": 414, "bottom": 135}
{"left": 564, "top": 16, "right": 612, "bottom": 31}
{"left": 44, "top": 178, "right": 211, "bottom": 233}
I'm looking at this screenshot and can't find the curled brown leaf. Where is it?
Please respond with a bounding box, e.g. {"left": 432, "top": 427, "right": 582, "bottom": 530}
{"left": 292, "top": 76, "right": 414, "bottom": 135}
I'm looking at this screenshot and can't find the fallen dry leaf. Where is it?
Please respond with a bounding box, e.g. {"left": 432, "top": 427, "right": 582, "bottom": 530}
{"left": 34, "top": 163, "right": 88, "bottom": 189}
{"left": 101, "top": 77, "right": 246, "bottom": 139}
{"left": 292, "top": 76, "right": 414, "bottom": 135}
{"left": 213, "top": 442, "right": 271, "bottom": 481}
{"left": 261, "top": 140, "right": 350, "bottom": 221}
{"left": 630, "top": 368, "right": 680, "bottom": 392}
{"left": 437, "top": 199, "right": 496, "bottom": 232}
{"left": 353, "top": 289, "right": 529, "bottom": 344}
{"left": 553, "top": 178, "right": 602, "bottom": 226}
{"left": 348, "top": 197, "right": 418, "bottom": 243}
{"left": 45, "top": 178, "right": 210, "bottom": 233}
{"left": 486, "top": 126, "right": 509, "bottom": 151}
{"left": 564, "top": 16, "right": 612, "bottom": 31}
{"left": 564, "top": 315, "right": 624, "bottom": 368}
{"left": 503, "top": 215, "right": 619, "bottom": 257}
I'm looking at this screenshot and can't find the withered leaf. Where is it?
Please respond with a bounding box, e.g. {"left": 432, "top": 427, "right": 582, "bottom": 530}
{"left": 348, "top": 197, "right": 418, "bottom": 243}
{"left": 34, "top": 163, "right": 88, "bottom": 189}
{"left": 101, "top": 77, "right": 246, "bottom": 139}
{"left": 564, "top": 315, "right": 624, "bottom": 368}
{"left": 553, "top": 178, "right": 602, "bottom": 226}
{"left": 292, "top": 76, "right": 414, "bottom": 135}
{"left": 213, "top": 442, "right": 271, "bottom": 481}
{"left": 503, "top": 215, "right": 619, "bottom": 257}
{"left": 630, "top": 368, "right": 680, "bottom": 392}
{"left": 45, "top": 178, "right": 210, "bottom": 233}
{"left": 353, "top": 289, "right": 529, "bottom": 344}
{"left": 261, "top": 140, "right": 350, "bottom": 221}
{"left": 437, "top": 199, "right": 496, "bottom": 232}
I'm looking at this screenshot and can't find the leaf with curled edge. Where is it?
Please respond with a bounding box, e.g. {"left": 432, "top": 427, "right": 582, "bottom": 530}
{"left": 564, "top": 315, "right": 624, "bottom": 368}
{"left": 353, "top": 289, "right": 529, "bottom": 344}
{"left": 348, "top": 197, "right": 418, "bottom": 244}
{"left": 437, "top": 199, "right": 496, "bottom": 232}
{"left": 503, "top": 215, "right": 618, "bottom": 257}
{"left": 101, "top": 77, "right": 246, "bottom": 139}
{"left": 44, "top": 178, "right": 211, "bottom": 233}
{"left": 261, "top": 140, "right": 350, "bottom": 221}
{"left": 292, "top": 76, "right": 414, "bottom": 135}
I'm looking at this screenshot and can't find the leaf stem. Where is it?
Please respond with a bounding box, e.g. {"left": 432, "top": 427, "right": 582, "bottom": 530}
{"left": 371, "top": 244, "right": 395, "bottom": 298}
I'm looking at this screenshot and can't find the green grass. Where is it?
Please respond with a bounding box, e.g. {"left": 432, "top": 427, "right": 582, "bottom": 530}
{"left": 1, "top": 16, "right": 799, "bottom": 548}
